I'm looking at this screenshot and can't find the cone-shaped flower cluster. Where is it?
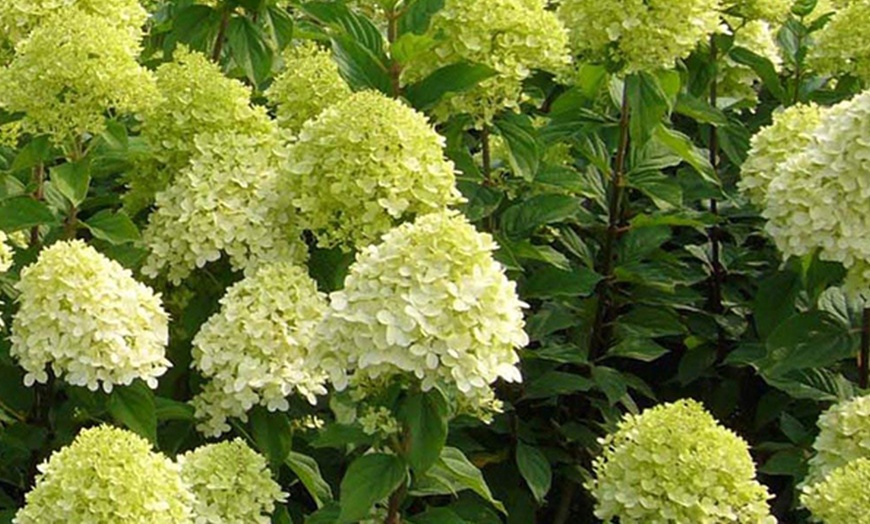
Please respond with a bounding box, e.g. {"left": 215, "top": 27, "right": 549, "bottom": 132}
{"left": 11, "top": 241, "right": 170, "bottom": 393}
{"left": 403, "top": 0, "right": 570, "bottom": 124}
{"left": 588, "top": 399, "right": 775, "bottom": 523}
{"left": 284, "top": 90, "right": 462, "bottom": 249}
{"left": 178, "top": 439, "right": 286, "bottom": 523}
{"left": 266, "top": 42, "right": 352, "bottom": 133}
{"left": 142, "top": 131, "right": 308, "bottom": 285}
{"left": 311, "top": 210, "right": 528, "bottom": 407}
{"left": 0, "top": 0, "right": 147, "bottom": 45}
{"left": 802, "top": 457, "right": 870, "bottom": 524}
{"left": 14, "top": 426, "right": 193, "bottom": 524}
{"left": 811, "top": 0, "right": 870, "bottom": 82}
{"left": 557, "top": 0, "right": 722, "bottom": 73}
{"left": 804, "top": 394, "right": 870, "bottom": 487}
{"left": 191, "top": 263, "right": 328, "bottom": 436}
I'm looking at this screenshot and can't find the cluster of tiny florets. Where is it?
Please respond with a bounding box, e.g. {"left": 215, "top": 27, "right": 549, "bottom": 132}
{"left": 0, "top": 0, "right": 147, "bottom": 46}
{"left": 810, "top": 0, "right": 870, "bottom": 83}
{"left": 762, "top": 90, "right": 870, "bottom": 296}
{"left": 804, "top": 394, "right": 870, "bottom": 487}
{"left": 310, "top": 210, "right": 528, "bottom": 408}
{"left": 802, "top": 457, "right": 870, "bottom": 524}
{"left": 191, "top": 263, "right": 328, "bottom": 436}
{"left": 739, "top": 103, "right": 822, "bottom": 206}
{"left": 0, "top": 8, "right": 157, "bottom": 144}
{"left": 587, "top": 399, "right": 775, "bottom": 523}
{"left": 10, "top": 241, "right": 171, "bottom": 393}
{"left": 557, "top": 0, "right": 722, "bottom": 73}
{"left": 284, "top": 90, "right": 462, "bottom": 249}
{"left": 722, "top": 0, "right": 792, "bottom": 20}
{"left": 266, "top": 42, "right": 352, "bottom": 133}
{"left": 142, "top": 131, "right": 308, "bottom": 285}
{"left": 14, "top": 426, "right": 193, "bottom": 524}
{"left": 178, "top": 439, "right": 287, "bottom": 523}
{"left": 403, "top": 0, "right": 570, "bottom": 124}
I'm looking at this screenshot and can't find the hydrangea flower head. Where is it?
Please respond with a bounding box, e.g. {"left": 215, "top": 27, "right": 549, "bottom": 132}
{"left": 142, "top": 130, "right": 308, "bottom": 285}
{"left": 739, "top": 103, "right": 822, "bottom": 206}
{"left": 311, "top": 210, "right": 528, "bottom": 409}
{"left": 0, "top": 8, "right": 157, "bottom": 144}
{"left": 723, "top": 0, "right": 792, "bottom": 20}
{"left": 762, "top": 90, "right": 870, "bottom": 296}
{"left": 403, "top": 0, "right": 570, "bottom": 124}
{"left": 805, "top": 394, "right": 870, "bottom": 486}
{"left": 802, "top": 458, "right": 870, "bottom": 524}
{"left": 0, "top": 0, "right": 147, "bottom": 45}
{"left": 557, "top": 0, "right": 722, "bottom": 73}
{"left": 14, "top": 426, "right": 193, "bottom": 524}
{"left": 191, "top": 263, "right": 328, "bottom": 436}
{"left": 266, "top": 42, "right": 352, "bottom": 133}
{"left": 178, "top": 439, "right": 286, "bottom": 523}
{"left": 284, "top": 90, "right": 462, "bottom": 249}
{"left": 810, "top": 0, "right": 870, "bottom": 82}
{"left": 10, "top": 240, "right": 171, "bottom": 393}
{"left": 588, "top": 399, "right": 775, "bottom": 523}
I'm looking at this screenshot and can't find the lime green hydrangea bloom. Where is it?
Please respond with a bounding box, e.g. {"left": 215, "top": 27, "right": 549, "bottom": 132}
{"left": 311, "top": 210, "right": 529, "bottom": 409}
{"left": 284, "top": 90, "right": 462, "bottom": 249}
{"left": 810, "top": 0, "right": 870, "bottom": 82}
{"left": 178, "top": 439, "right": 286, "bottom": 523}
{"left": 191, "top": 263, "right": 327, "bottom": 436}
{"left": 588, "top": 399, "right": 775, "bottom": 523}
{"left": 0, "top": 0, "right": 147, "bottom": 45}
{"left": 802, "top": 458, "right": 870, "bottom": 524}
{"left": 762, "top": 90, "right": 870, "bottom": 296}
{"left": 402, "top": 0, "right": 570, "bottom": 125}
{"left": 718, "top": 20, "right": 783, "bottom": 109}
{"left": 739, "top": 103, "right": 822, "bottom": 206}
{"left": 0, "top": 8, "right": 157, "bottom": 145}
{"left": 10, "top": 240, "right": 171, "bottom": 393}
{"left": 723, "top": 0, "right": 792, "bottom": 20}
{"left": 0, "top": 231, "right": 14, "bottom": 274}
{"left": 557, "top": 0, "right": 722, "bottom": 73}
{"left": 14, "top": 426, "right": 193, "bottom": 524}
{"left": 804, "top": 394, "right": 870, "bottom": 486}
{"left": 266, "top": 42, "right": 352, "bottom": 133}
{"left": 142, "top": 131, "right": 308, "bottom": 285}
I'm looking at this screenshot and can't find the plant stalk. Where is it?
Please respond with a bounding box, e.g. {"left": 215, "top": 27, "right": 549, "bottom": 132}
{"left": 861, "top": 308, "right": 870, "bottom": 389}
{"left": 708, "top": 36, "right": 727, "bottom": 360}
{"left": 212, "top": 8, "right": 231, "bottom": 63}
{"left": 30, "top": 163, "right": 44, "bottom": 247}
{"left": 387, "top": 9, "right": 403, "bottom": 98}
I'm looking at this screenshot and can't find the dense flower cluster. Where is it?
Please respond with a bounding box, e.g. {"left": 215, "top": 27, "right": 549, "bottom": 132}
{"left": 763, "top": 90, "right": 870, "bottom": 296}
{"left": 719, "top": 20, "right": 782, "bottom": 108}
{"left": 0, "top": 0, "right": 147, "bottom": 45}
{"left": 266, "top": 42, "right": 352, "bottom": 133}
{"left": 739, "top": 103, "right": 822, "bottom": 206}
{"left": 805, "top": 394, "right": 870, "bottom": 486}
{"left": 142, "top": 131, "right": 307, "bottom": 285}
{"left": 311, "top": 210, "right": 528, "bottom": 407}
{"left": 10, "top": 241, "right": 170, "bottom": 393}
{"left": 14, "top": 426, "right": 193, "bottom": 524}
{"left": 178, "top": 439, "right": 286, "bottom": 523}
{"left": 556, "top": 0, "right": 722, "bottom": 72}
{"left": 403, "top": 0, "right": 570, "bottom": 124}
{"left": 810, "top": 0, "right": 870, "bottom": 82}
{"left": 722, "top": 0, "right": 792, "bottom": 20}
{"left": 0, "top": 8, "right": 157, "bottom": 144}
{"left": 588, "top": 399, "right": 775, "bottom": 523}
{"left": 802, "top": 458, "right": 870, "bottom": 524}
{"left": 284, "top": 90, "right": 462, "bottom": 249}
{"left": 191, "top": 263, "right": 328, "bottom": 436}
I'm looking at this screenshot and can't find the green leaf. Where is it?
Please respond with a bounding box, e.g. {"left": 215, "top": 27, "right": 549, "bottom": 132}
{"left": 250, "top": 407, "right": 293, "bottom": 470}
{"left": 653, "top": 126, "right": 717, "bottom": 185}
{"left": 300, "top": 1, "right": 386, "bottom": 57}
{"left": 286, "top": 451, "right": 334, "bottom": 508}
{"left": 262, "top": 6, "right": 295, "bottom": 50}
{"left": 515, "top": 442, "right": 551, "bottom": 504}
{"left": 493, "top": 113, "right": 541, "bottom": 181}
{"left": 761, "top": 311, "right": 856, "bottom": 377}
{"left": 792, "top": 0, "right": 819, "bottom": 16}
{"left": 608, "top": 338, "right": 669, "bottom": 362}
{"left": 415, "top": 447, "right": 506, "bottom": 514}
{"left": 227, "top": 16, "right": 272, "bottom": 86}
{"left": 107, "top": 381, "right": 157, "bottom": 444}
{"left": 171, "top": 5, "right": 221, "bottom": 52}
{"left": 50, "top": 161, "right": 90, "bottom": 207}
{"left": 154, "top": 397, "right": 195, "bottom": 421}
{"left": 398, "top": 0, "right": 444, "bottom": 35}
{"left": 457, "top": 181, "right": 502, "bottom": 222}
{"left": 10, "top": 136, "right": 51, "bottom": 172}
{"left": 752, "top": 271, "right": 801, "bottom": 340}
{"left": 404, "top": 62, "right": 497, "bottom": 112}
{"left": 764, "top": 368, "right": 855, "bottom": 402}
{"left": 331, "top": 33, "right": 392, "bottom": 94}
{"left": 523, "top": 266, "right": 603, "bottom": 299}
{"left": 500, "top": 194, "right": 579, "bottom": 240}
{"left": 591, "top": 366, "right": 628, "bottom": 405}
{"left": 673, "top": 94, "right": 728, "bottom": 125}
{"left": 729, "top": 47, "right": 787, "bottom": 103}
{"left": 627, "top": 170, "right": 683, "bottom": 210}
{"left": 83, "top": 210, "right": 140, "bottom": 245}
{"left": 409, "top": 507, "right": 469, "bottom": 524}
{"left": 0, "top": 197, "right": 56, "bottom": 232}
{"left": 338, "top": 453, "right": 407, "bottom": 523}
{"left": 625, "top": 72, "right": 671, "bottom": 146}
{"left": 398, "top": 389, "right": 449, "bottom": 474}
{"left": 523, "top": 371, "right": 594, "bottom": 400}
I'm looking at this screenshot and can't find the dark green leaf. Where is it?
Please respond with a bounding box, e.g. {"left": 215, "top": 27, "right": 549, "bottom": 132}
{"left": 753, "top": 271, "right": 801, "bottom": 340}
{"left": 398, "top": 389, "right": 448, "bottom": 474}
{"left": 50, "top": 161, "right": 90, "bottom": 207}
{"left": 729, "top": 47, "right": 787, "bottom": 103}
{"left": 523, "top": 371, "right": 594, "bottom": 400}
{"left": 107, "top": 381, "right": 157, "bottom": 444}
{"left": 262, "top": 6, "right": 295, "bottom": 50}
{"left": 625, "top": 72, "right": 671, "bottom": 146}
{"left": 250, "top": 407, "right": 293, "bottom": 469}
{"left": 591, "top": 367, "right": 628, "bottom": 405}
{"left": 338, "top": 453, "right": 406, "bottom": 523}
{"left": 83, "top": 210, "right": 140, "bottom": 245}
{"left": 398, "top": 0, "right": 445, "bottom": 35}
{"left": 0, "top": 197, "right": 56, "bottom": 232}
{"left": 607, "top": 338, "right": 669, "bottom": 362}
{"left": 523, "top": 266, "right": 603, "bottom": 299}
{"left": 500, "top": 194, "right": 580, "bottom": 240}
{"left": 493, "top": 113, "right": 541, "bottom": 181}
{"left": 227, "top": 16, "right": 273, "bottom": 86}
{"left": 515, "top": 442, "right": 551, "bottom": 504}
{"left": 331, "top": 33, "right": 392, "bottom": 94}
{"left": 287, "top": 451, "right": 334, "bottom": 508}
{"left": 761, "top": 311, "right": 855, "bottom": 376}
{"left": 404, "top": 62, "right": 497, "bottom": 112}
{"left": 653, "top": 126, "right": 717, "bottom": 185}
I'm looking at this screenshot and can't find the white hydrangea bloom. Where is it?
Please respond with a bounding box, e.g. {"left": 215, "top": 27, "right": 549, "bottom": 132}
{"left": 0, "top": 231, "right": 14, "bottom": 273}
{"left": 142, "top": 130, "right": 308, "bottom": 285}
{"left": 178, "top": 439, "right": 286, "bottom": 524}
{"left": 762, "top": 90, "right": 870, "bottom": 296}
{"left": 804, "top": 394, "right": 870, "bottom": 487}
{"left": 310, "top": 210, "right": 529, "bottom": 409}
{"left": 191, "top": 263, "right": 328, "bottom": 437}
{"left": 10, "top": 240, "right": 170, "bottom": 393}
